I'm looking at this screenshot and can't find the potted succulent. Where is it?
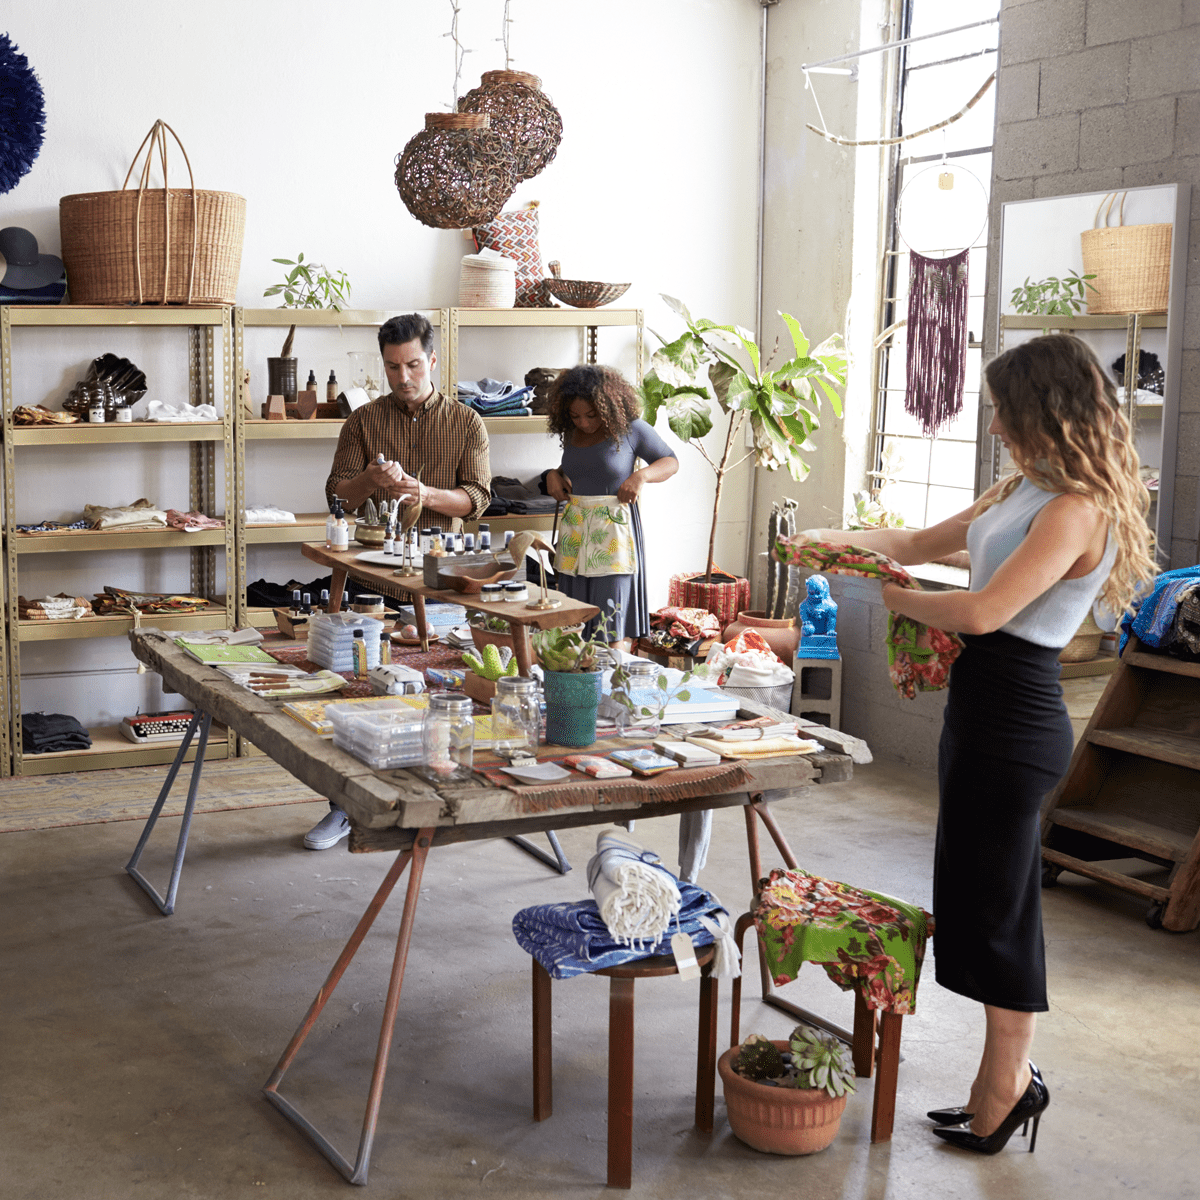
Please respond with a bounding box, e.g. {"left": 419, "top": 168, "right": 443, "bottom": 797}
{"left": 460, "top": 641, "right": 519, "bottom": 704}
{"left": 718, "top": 1025, "right": 856, "bottom": 1155}
{"left": 638, "top": 296, "right": 847, "bottom": 609}
{"left": 531, "top": 607, "right": 620, "bottom": 747}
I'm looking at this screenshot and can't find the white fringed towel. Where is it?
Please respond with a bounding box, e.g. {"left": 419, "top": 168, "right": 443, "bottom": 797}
{"left": 586, "top": 829, "right": 681, "bottom": 949}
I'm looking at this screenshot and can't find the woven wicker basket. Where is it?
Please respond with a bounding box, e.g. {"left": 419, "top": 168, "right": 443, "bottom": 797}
{"left": 1081, "top": 192, "right": 1171, "bottom": 315}
{"left": 59, "top": 121, "right": 245, "bottom": 306}
{"left": 459, "top": 251, "right": 517, "bottom": 307}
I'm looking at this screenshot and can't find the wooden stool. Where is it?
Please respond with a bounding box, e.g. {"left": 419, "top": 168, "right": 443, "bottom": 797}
{"left": 531, "top": 945, "right": 718, "bottom": 1189}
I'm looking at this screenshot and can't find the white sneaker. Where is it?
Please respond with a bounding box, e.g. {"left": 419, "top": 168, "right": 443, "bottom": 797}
{"left": 304, "top": 807, "right": 350, "bottom": 850}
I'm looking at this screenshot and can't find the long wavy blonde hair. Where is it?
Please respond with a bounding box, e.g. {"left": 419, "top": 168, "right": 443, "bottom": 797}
{"left": 976, "top": 334, "right": 1155, "bottom": 615}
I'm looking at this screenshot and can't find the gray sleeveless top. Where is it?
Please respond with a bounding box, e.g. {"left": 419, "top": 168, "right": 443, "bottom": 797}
{"left": 967, "top": 477, "right": 1116, "bottom": 648}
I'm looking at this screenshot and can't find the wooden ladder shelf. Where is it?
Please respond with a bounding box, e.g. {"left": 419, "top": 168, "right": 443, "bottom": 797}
{"left": 1041, "top": 636, "right": 1200, "bottom": 932}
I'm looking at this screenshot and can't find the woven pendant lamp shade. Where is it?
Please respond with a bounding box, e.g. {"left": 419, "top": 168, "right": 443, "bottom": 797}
{"left": 457, "top": 70, "right": 562, "bottom": 183}
{"left": 395, "top": 112, "right": 516, "bottom": 230}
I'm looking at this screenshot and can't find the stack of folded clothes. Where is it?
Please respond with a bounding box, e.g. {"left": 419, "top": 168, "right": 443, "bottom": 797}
{"left": 457, "top": 377, "right": 535, "bottom": 417}
{"left": 18, "top": 594, "right": 93, "bottom": 620}
{"left": 22, "top": 712, "right": 92, "bottom": 754}
{"left": 484, "top": 475, "right": 560, "bottom": 517}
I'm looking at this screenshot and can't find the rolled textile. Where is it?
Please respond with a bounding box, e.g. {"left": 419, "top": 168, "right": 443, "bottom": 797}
{"left": 586, "top": 828, "right": 681, "bottom": 949}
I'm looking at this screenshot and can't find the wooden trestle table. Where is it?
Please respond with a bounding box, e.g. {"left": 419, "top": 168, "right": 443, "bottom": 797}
{"left": 125, "top": 626, "right": 867, "bottom": 1186}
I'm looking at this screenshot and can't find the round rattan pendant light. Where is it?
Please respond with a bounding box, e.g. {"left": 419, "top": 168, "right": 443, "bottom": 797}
{"left": 395, "top": 112, "right": 516, "bottom": 230}
{"left": 457, "top": 70, "right": 562, "bottom": 183}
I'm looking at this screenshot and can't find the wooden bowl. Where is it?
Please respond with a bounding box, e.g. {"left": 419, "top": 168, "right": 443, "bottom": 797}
{"left": 438, "top": 563, "right": 520, "bottom": 593}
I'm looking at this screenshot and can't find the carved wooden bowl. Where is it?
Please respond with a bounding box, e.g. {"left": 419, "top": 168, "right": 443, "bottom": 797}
{"left": 438, "top": 563, "right": 520, "bottom": 593}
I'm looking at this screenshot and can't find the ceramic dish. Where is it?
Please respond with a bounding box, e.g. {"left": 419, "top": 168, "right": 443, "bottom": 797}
{"left": 390, "top": 633, "right": 441, "bottom": 646}
{"left": 356, "top": 550, "right": 424, "bottom": 568}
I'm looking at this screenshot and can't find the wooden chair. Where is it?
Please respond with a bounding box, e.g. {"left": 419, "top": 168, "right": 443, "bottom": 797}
{"left": 530, "top": 945, "right": 718, "bottom": 1189}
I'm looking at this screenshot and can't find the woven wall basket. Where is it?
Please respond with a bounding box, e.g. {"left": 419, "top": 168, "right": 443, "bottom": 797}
{"left": 395, "top": 112, "right": 515, "bottom": 230}
{"left": 59, "top": 120, "right": 245, "bottom": 305}
{"left": 457, "top": 70, "right": 563, "bottom": 184}
{"left": 1081, "top": 192, "right": 1171, "bottom": 315}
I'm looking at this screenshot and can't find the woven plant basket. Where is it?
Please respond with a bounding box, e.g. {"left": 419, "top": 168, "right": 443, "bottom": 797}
{"left": 457, "top": 70, "right": 562, "bottom": 183}
{"left": 59, "top": 120, "right": 245, "bottom": 306}
{"left": 459, "top": 252, "right": 517, "bottom": 307}
{"left": 1081, "top": 192, "right": 1172, "bottom": 315}
{"left": 395, "top": 113, "right": 515, "bottom": 230}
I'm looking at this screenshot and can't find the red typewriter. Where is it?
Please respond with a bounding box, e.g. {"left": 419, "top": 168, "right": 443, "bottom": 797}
{"left": 119, "top": 710, "right": 196, "bottom": 744}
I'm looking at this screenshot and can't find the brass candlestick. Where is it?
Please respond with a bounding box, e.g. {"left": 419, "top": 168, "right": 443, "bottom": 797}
{"left": 526, "top": 535, "right": 561, "bottom": 610}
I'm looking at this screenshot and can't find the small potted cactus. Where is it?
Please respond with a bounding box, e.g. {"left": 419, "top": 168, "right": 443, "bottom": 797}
{"left": 461, "top": 642, "right": 519, "bottom": 704}
{"left": 718, "top": 1025, "right": 856, "bottom": 1155}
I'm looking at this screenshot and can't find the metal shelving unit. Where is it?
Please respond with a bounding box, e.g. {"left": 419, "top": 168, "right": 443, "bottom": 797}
{"left": 0, "top": 305, "right": 237, "bottom": 775}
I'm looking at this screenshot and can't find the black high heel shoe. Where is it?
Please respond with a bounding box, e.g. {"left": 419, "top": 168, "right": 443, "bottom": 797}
{"left": 933, "top": 1069, "right": 1050, "bottom": 1155}
{"left": 927, "top": 1062, "right": 1043, "bottom": 1127}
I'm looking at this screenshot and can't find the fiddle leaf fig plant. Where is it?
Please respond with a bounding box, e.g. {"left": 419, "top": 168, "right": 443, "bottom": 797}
{"left": 640, "top": 295, "right": 848, "bottom": 585}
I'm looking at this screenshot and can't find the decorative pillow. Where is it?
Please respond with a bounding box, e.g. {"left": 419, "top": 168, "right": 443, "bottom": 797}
{"left": 473, "top": 202, "right": 552, "bottom": 308}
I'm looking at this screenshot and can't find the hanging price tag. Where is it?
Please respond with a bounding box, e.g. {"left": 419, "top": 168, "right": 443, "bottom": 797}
{"left": 671, "top": 932, "right": 700, "bottom": 981}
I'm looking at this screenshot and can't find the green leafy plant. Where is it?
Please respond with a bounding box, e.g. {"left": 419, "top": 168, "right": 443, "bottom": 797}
{"left": 264, "top": 252, "right": 352, "bottom": 310}
{"left": 531, "top": 605, "right": 621, "bottom": 672}
{"left": 609, "top": 659, "right": 692, "bottom": 723}
{"left": 639, "top": 295, "right": 847, "bottom": 585}
{"left": 1009, "top": 271, "right": 1097, "bottom": 318}
{"left": 846, "top": 442, "right": 905, "bottom": 530}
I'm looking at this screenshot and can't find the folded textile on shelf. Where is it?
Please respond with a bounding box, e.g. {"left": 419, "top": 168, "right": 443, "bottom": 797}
{"left": 92, "top": 586, "right": 210, "bottom": 615}
{"left": 22, "top": 712, "right": 92, "bottom": 753}
{"left": 83, "top": 498, "right": 168, "bottom": 530}
{"left": 142, "top": 400, "right": 219, "bottom": 423}
{"left": 18, "top": 594, "right": 93, "bottom": 620}
{"left": 15, "top": 519, "right": 91, "bottom": 534}
{"left": 12, "top": 404, "right": 80, "bottom": 425}
{"left": 165, "top": 509, "right": 225, "bottom": 531}
{"left": 244, "top": 505, "right": 296, "bottom": 525}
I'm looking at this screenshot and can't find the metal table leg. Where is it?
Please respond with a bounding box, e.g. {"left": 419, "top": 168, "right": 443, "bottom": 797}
{"left": 263, "top": 827, "right": 436, "bottom": 1186}
{"left": 125, "top": 712, "right": 212, "bottom": 916}
{"left": 507, "top": 829, "right": 572, "bottom": 874}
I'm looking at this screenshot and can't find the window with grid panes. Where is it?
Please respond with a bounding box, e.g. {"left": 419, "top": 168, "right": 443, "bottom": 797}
{"left": 872, "top": 2, "right": 998, "bottom": 530}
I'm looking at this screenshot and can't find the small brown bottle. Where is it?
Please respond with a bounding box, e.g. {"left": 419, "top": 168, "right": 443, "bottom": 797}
{"left": 327, "top": 370, "right": 338, "bottom": 401}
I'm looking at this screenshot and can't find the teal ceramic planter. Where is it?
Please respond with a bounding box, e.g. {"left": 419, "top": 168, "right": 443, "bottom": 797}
{"left": 542, "top": 669, "right": 603, "bottom": 747}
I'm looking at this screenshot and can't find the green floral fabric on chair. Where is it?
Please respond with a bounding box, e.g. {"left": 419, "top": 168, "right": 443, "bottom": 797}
{"left": 753, "top": 868, "right": 934, "bottom": 1015}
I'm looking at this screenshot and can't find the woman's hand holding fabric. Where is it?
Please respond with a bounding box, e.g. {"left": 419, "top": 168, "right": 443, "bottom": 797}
{"left": 616, "top": 470, "right": 644, "bottom": 504}
{"left": 546, "top": 469, "right": 572, "bottom": 502}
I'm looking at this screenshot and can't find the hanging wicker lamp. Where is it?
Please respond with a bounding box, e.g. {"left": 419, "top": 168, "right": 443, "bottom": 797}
{"left": 395, "top": 112, "right": 516, "bottom": 230}
{"left": 457, "top": 70, "right": 563, "bottom": 183}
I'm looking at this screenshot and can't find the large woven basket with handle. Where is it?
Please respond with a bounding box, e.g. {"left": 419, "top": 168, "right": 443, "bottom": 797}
{"left": 60, "top": 120, "right": 245, "bottom": 305}
{"left": 1081, "top": 192, "right": 1171, "bottom": 315}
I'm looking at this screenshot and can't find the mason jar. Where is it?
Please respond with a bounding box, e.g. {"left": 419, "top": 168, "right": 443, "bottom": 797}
{"left": 612, "top": 658, "right": 667, "bottom": 739}
{"left": 490, "top": 675, "right": 540, "bottom": 756}
{"left": 422, "top": 692, "right": 475, "bottom": 778}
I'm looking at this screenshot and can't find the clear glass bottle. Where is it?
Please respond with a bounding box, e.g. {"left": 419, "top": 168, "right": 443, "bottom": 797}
{"left": 422, "top": 692, "right": 475, "bottom": 778}
{"left": 490, "top": 676, "right": 540, "bottom": 756}
{"left": 613, "top": 658, "right": 667, "bottom": 739}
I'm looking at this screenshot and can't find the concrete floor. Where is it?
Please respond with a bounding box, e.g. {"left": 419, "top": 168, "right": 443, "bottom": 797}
{"left": 2, "top": 754, "right": 1198, "bottom": 1200}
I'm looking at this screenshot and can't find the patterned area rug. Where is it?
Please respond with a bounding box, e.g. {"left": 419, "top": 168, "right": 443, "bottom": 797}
{"left": 0, "top": 756, "right": 323, "bottom": 835}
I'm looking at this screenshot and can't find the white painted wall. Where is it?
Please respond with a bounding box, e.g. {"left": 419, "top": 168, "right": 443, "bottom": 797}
{"left": 3, "top": 0, "right": 764, "bottom": 725}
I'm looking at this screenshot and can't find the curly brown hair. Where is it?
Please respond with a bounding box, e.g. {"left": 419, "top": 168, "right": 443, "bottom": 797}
{"left": 976, "top": 334, "right": 1156, "bottom": 615}
{"left": 546, "top": 364, "right": 642, "bottom": 445}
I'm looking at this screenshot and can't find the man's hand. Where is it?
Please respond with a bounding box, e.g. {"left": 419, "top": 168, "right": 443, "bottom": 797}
{"left": 365, "top": 455, "right": 406, "bottom": 497}
{"left": 545, "top": 469, "right": 572, "bottom": 503}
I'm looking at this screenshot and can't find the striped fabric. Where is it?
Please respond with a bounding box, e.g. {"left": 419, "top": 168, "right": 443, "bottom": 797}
{"left": 325, "top": 390, "right": 491, "bottom": 522}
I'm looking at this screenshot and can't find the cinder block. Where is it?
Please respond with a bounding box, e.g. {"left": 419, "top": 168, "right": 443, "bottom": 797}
{"left": 791, "top": 657, "right": 842, "bottom": 731}
{"left": 1080, "top": 97, "right": 1177, "bottom": 169}
{"left": 1180, "top": 350, "right": 1200, "bottom": 414}
{"left": 1171, "top": 475, "right": 1198, "bottom": 537}
{"left": 1176, "top": 414, "right": 1200, "bottom": 476}
{"left": 1033, "top": 166, "right": 1126, "bottom": 197}
{"left": 1123, "top": 156, "right": 1200, "bottom": 190}
{"left": 1038, "top": 42, "right": 1128, "bottom": 114}
{"left": 994, "top": 114, "right": 1080, "bottom": 179}
{"left": 1088, "top": 0, "right": 1182, "bottom": 47}
{"left": 1129, "top": 27, "right": 1200, "bottom": 99}
{"left": 996, "top": 61, "right": 1040, "bottom": 125}
{"left": 1000, "top": 0, "right": 1085, "bottom": 65}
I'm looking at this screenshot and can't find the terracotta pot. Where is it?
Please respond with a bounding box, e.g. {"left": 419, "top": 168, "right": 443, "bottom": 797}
{"left": 722, "top": 610, "right": 801, "bottom": 661}
{"left": 718, "top": 1043, "right": 847, "bottom": 1155}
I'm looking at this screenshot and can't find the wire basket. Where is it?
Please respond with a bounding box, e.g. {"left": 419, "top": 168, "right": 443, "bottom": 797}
{"left": 457, "top": 70, "right": 562, "bottom": 184}
{"left": 721, "top": 682, "right": 794, "bottom": 712}
{"left": 544, "top": 278, "right": 631, "bottom": 308}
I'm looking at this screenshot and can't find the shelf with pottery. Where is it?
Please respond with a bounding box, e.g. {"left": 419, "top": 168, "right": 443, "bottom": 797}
{"left": 16, "top": 722, "right": 232, "bottom": 776}
{"left": 1, "top": 305, "right": 236, "bottom": 776}
{"left": 16, "top": 604, "right": 233, "bottom": 642}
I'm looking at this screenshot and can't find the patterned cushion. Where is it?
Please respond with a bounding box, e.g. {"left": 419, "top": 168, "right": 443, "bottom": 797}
{"left": 753, "top": 867, "right": 933, "bottom": 1014}
{"left": 473, "top": 204, "right": 552, "bottom": 308}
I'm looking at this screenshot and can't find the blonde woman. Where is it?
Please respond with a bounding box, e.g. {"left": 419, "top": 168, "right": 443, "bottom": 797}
{"left": 797, "top": 335, "right": 1154, "bottom": 1154}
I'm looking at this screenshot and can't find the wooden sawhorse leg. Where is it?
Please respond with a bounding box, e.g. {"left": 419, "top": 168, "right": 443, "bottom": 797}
{"left": 125, "top": 712, "right": 212, "bottom": 916}
{"left": 262, "top": 827, "right": 437, "bottom": 1185}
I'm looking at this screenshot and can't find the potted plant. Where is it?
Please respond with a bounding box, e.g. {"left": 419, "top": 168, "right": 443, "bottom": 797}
{"left": 262, "top": 252, "right": 353, "bottom": 401}
{"left": 1009, "top": 271, "right": 1097, "bottom": 334}
{"left": 460, "top": 641, "right": 519, "bottom": 704}
{"left": 531, "top": 608, "right": 620, "bottom": 747}
{"left": 638, "top": 296, "right": 848, "bottom": 610}
{"left": 718, "top": 1025, "right": 856, "bottom": 1155}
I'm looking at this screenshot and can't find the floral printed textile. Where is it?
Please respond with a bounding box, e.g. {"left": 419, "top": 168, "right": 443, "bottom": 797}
{"left": 753, "top": 867, "right": 933, "bottom": 1015}
{"left": 772, "top": 539, "right": 963, "bottom": 699}
{"left": 555, "top": 494, "right": 637, "bottom": 578}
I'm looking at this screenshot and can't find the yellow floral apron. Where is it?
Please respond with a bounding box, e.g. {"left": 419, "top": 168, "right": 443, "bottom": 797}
{"left": 554, "top": 494, "right": 637, "bottom": 577}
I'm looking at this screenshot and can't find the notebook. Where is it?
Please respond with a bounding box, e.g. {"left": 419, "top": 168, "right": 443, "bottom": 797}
{"left": 175, "top": 640, "right": 277, "bottom": 665}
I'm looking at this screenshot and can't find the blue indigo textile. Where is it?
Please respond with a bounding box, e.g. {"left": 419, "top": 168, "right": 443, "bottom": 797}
{"left": 1119, "top": 566, "right": 1200, "bottom": 652}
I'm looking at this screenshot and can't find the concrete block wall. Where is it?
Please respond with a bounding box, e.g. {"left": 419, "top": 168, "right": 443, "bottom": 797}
{"left": 986, "top": 0, "right": 1200, "bottom": 566}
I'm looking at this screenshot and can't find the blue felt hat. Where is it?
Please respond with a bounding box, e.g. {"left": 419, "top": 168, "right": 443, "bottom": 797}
{"left": 0, "top": 227, "right": 64, "bottom": 290}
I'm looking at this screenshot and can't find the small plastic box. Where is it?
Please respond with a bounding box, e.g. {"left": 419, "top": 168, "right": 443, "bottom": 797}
{"left": 325, "top": 699, "right": 425, "bottom": 769}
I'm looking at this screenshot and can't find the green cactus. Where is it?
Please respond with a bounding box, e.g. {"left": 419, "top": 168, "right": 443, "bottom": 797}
{"left": 462, "top": 651, "right": 487, "bottom": 676}
{"left": 481, "top": 642, "right": 505, "bottom": 680}
{"left": 734, "top": 1034, "right": 785, "bottom": 1082}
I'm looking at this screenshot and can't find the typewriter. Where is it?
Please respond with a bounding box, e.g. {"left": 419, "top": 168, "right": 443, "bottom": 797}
{"left": 119, "top": 710, "right": 196, "bottom": 744}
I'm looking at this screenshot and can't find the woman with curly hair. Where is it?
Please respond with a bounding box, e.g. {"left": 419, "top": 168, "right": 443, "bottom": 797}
{"left": 544, "top": 364, "right": 678, "bottom": 646}
{"left": 793, "top": 334, "right": 1154, "bottom": 1154}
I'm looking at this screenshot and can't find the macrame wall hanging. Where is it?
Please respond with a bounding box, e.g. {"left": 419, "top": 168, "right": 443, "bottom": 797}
{"left": 897, "top": 162, "right": 988, "bottom": 435}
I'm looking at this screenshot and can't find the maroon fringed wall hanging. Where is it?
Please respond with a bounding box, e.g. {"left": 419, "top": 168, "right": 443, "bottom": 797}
{"left": 905, "top": 247, "right": 969, "bottom": 435}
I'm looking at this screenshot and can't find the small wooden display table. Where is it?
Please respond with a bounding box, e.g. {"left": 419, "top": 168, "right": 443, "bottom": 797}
{"left": 300, "top": 542, "right": 598, "bottom": 677}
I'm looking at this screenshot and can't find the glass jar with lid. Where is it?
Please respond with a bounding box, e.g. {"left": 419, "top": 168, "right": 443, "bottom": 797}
{"left": 421, "top": 692, "right": 475, "bottom": 779}
{"left": 612, "top": 658, "right": 668, "bottom": 739}
{"left": 490, "top": 675, "right": 540, "bottom": 757}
